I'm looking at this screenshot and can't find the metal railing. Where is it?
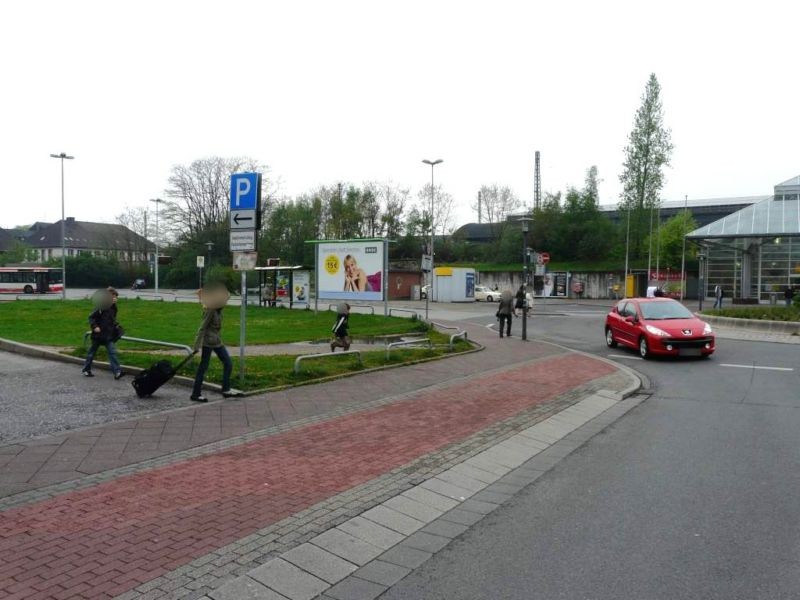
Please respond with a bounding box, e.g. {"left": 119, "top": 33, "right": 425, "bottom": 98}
{"left": 385, "top": 338, "right": 432, "bottom": 359}
{"left": 328, "top": 303, "right": 375, "bottom": 315}
{"left": 431, "top": 321, "right": 459, "bottom": 331}
{"left": 389, "top": 308, "right": 421, "bottom": 319}
{"left": 449, "top": 331, "right": 468, "bottom": 350}
{"left": 84, "top": 332, "right": 193, "bottom": 356}
{"left": 294, "top": 350, "right": 362, "bottom": 374}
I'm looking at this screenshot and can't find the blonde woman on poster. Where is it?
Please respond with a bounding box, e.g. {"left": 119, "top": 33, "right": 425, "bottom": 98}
{"left": 343, "top": 254, "right": 370, "bottom": 292}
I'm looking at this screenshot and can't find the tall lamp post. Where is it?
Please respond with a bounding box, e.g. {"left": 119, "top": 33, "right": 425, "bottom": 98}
{"left": 422, "top": 159, "right": 443, "bottom": 321}
{"left": 149, "top": 198, "right": 163, "bottom": 296}
{"left": 49, "top": 152, "right": 74, "bottom": 300}
{"left": 204, "top": 241, "right": 214, "bottom": 287}
{"left": 519, "top": 217, "right": 532, "bottom": 341}
{"left": 697, "top": 251, "right": 706, "bottom": 311}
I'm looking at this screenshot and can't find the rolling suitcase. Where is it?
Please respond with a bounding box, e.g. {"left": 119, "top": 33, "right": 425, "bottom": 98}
{"left": 132, "top": 353, "right": 196, "bottom": 398}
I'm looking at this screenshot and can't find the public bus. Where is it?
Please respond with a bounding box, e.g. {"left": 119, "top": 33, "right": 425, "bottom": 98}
{"left": 0, "top": 266, "right": 63, "bottom": 294}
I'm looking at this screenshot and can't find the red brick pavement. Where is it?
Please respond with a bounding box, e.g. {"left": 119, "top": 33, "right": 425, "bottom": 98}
{"left": 0, "top": 353, "right": 615, "bottom": 599}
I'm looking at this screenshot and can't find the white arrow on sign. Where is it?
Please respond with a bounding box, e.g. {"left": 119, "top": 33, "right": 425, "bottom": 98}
{"left": 230, "top": 210, "right": 257, "bottom": 230}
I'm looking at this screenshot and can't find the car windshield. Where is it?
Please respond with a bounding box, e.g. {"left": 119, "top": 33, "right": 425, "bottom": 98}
{"left": 640, "top": 301, "right": 693, "bottom": 320}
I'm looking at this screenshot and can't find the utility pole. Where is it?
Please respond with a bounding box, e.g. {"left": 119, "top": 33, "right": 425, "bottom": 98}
{"left": 149, "top": 198, "right": 163, "bottom": 296}
{"left": 49, "top": 152, "right": 74, "bottom": 300}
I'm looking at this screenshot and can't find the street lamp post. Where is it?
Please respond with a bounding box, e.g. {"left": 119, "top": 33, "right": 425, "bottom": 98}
{"left": 422, "top": 159, "right": 443, "bottom": 321}
{"left": 49, "top": 152, "right": 74, "bottom": 300}
{"left": 519, "top": 217, "right": 532, "bottom": 341}
{"left": 149, "top": 198, "right": 163, "bottom": 296}
{"left": 698, "top": 251, "right": 706, "bottom": 311}
{"left": 204, "top": 241, "right": 214, "bottom": 287}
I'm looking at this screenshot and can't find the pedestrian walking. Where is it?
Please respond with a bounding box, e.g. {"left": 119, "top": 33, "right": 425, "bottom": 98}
{"left": 497, "top": 290, "right": 514, "bottom": 338}
{"left": 785, "top": 286, "right": 794, "bottom": 307}
{"left": 514, "top": 285, "right": 525, "bottom": 317}
{"left": 191, "top": 284, "right": 239, "bottom": 402}
{"left": 331, "top": 303, "right": 351, "bottom": 351}
{"left": 82, "top": 287, "right": 124, "bottom": 379}
{"left": 713, "top": 285, "right": 723, "bottom": 309}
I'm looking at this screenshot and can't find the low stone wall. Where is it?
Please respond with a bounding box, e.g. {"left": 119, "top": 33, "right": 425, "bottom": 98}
{"left": 700, "top": 314, "right": 800, "bottom": 335}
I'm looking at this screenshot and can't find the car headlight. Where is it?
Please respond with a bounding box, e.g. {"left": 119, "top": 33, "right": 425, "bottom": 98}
{"left": 703, "top": 322, "right": 713, "bottom": 335}
{"left": 645, "top": 324, "right": 669, "bottom": 337}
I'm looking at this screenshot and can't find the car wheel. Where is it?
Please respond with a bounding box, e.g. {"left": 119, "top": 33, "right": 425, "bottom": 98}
{"left": 639, "top": 336, "right": 650, "bottom": 359}
{"left": 23, "top": 285, "right": 33, "bottom": 294}
{"left": 487, "top": 295, "right": 494, "bottom": 302}
{"left": 605, "top": 327, "right": 617, "bottom": 348}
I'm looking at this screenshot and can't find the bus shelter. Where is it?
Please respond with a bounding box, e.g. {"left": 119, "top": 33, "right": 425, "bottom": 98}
{"left": 254, "top": 265, "right": 306, "bottom": 308}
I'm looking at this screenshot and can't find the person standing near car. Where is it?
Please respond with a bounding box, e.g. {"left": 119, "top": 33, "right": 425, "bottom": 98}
{"left": 785, "top": 286, "right": 795, "bottom": 307}
{"left": 82, "top": 287, "right": 124, "bottom": 379}
{"left": 497, "top": 290, "right": 514, "bottom": 338}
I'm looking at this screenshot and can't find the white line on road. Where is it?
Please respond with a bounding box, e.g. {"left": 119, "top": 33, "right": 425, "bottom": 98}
{"left": 608, "top": 354, "right": 643, "bottom": 361}
{"left": 720, "top": 364, "right": 794, "bottom": 372}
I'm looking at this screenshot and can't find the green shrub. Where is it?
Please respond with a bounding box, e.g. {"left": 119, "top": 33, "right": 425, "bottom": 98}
{"left": 706, "top": 306, "right": 800, "bottom": 321}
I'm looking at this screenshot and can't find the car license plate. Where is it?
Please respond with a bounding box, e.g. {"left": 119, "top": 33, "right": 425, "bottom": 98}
{"left": 679, "top": 347, "right": 702, "bottom": 356}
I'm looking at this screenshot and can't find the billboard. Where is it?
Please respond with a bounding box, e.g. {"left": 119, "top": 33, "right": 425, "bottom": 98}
{"left": 292, "top": 271, "right": 310, "bottom": 304}
{"left": 317, "top": 241, "right": 384, "bottom": 301}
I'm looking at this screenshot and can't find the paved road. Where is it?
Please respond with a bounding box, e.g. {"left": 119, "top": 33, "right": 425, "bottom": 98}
{"left": 384, "top": 306, "right": 800, "bottom": 598}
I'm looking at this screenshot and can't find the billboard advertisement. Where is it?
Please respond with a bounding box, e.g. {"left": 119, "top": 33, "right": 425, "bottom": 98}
{"left": 292, "top": 271, "right": 310, "bottom": 304}
{"left": 317, "top": 241, "right": 384, "bottom": 301}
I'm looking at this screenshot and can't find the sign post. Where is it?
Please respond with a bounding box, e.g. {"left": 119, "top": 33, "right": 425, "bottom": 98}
{"left": 229, "top": 172, "right": 262, "bottom": 387}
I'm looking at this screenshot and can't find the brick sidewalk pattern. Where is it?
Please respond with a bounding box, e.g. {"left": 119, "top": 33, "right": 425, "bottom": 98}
{"left": 0, "top": 353, "right": 613, "bottom": 600}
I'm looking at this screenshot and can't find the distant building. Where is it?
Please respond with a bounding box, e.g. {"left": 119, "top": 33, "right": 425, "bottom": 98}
{"left": 20, "top": 218, "right": 155, "bottom": 265}
{"left": 0, "top": 228, "right": 15, "bottom": 253}
{"left": 687, "top": 175, "right": 800, "bottom": 301}
{"left": 598, "top": 196, "right": 766, "bottom": 229}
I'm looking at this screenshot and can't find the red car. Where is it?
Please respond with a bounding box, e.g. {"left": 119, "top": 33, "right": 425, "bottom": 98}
{"left": 605, "top": 298, "right": 715, "bottom": 359}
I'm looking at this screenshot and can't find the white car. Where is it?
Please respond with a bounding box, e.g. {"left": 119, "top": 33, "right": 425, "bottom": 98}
{"left": 420, "top": 284, "right": 431, "bottom": 299}
{"left": 475, "top": 285, "right": 501, "bottom": 302}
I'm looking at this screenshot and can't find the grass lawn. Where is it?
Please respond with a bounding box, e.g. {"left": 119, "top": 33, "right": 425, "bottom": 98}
{"left": 0, "top": 298, "right": 428, "bottom": 347}
{"left": 0, "top": 299, "right": 471, "bottom": 390}
{"left": 704, "top": 305, "right": 800, "bottom": 322}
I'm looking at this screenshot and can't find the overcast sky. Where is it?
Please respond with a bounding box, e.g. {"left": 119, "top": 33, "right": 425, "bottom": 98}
{"left": 2, "top": 0, "right": 799, "bottom": 231}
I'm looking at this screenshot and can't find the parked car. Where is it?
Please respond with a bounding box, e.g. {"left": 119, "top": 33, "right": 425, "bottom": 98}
{"left": 474, "top": 285, "right": 501, "bottom": 302}
{"left": 605, "top": 297, "right": 715, "bottom": 359}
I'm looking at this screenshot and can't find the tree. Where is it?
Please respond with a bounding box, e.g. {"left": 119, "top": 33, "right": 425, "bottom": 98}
{"left": 619, "top": 74, "right": 673, "bottom": 265}
{"left": 645, "top": 211, "right": 698, "bottom": 270}
{"left": 163, "top": 156, "right": 269, "bottom": 241}
{"left": 115, "top": 206, "right": 152, "bottom": 275}
{"left": 584, "top": 166, "right": 601, "bottom": 206}
{"left": 417, "top": 184, "right": 455, "bottom": 237}
{"left": 471, "top": 185, "right": 522, "bottom": 240}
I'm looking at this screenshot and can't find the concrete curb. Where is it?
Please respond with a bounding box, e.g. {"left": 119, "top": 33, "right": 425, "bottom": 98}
{"left": 700, "top": 314, "right": 800, "bottom": 336}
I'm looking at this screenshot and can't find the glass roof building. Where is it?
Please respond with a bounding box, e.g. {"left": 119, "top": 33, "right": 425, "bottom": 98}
{"left": 687, "top": 175, "right": 800, "bottom": 301}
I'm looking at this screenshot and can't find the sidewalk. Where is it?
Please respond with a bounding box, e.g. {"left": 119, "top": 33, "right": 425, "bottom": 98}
{"left": 0, "top": 321, "right": 638, "bottom": 600}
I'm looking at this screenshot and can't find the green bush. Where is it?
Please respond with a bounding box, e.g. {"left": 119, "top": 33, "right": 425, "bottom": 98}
{"left": 706, "top": 306, "right": 800, "bottom": 322}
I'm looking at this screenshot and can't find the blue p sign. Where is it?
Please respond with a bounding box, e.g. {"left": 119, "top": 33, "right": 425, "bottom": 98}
{"left": 230, "top": 173, "right": 260, "bottom": 210}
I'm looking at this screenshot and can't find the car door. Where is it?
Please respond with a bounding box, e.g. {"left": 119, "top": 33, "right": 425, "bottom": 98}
{"left": 609, "top": 301, "right": 629, "bottom": 345}
{"left": 617, "top": 301, "right": 639, "bottom": 346}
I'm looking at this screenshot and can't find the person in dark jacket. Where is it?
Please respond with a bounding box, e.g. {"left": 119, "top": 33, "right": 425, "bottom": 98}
{"left": 331, "top": 303, "right": 351, "bottom": 351}
{"left": 191, "top": 285, "right": 238, "bottom": 402}
{"left": 497, "top": 290, "right": 514, "bottom": 338}
{"left": 82, "top": 287, "right": 123, "bottom": 379}
{"left": 514, "top": 285, "right": 525, "bottom": 317}
{"left": 785, "top": 286, "right": 795, "bottom": 307}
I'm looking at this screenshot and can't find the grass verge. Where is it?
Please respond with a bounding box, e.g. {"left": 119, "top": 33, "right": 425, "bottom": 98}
{"left": 705, "top": 306, "right": 800, "bottom": 322}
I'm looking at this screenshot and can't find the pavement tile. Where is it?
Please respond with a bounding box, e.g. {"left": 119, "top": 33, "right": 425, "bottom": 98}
{"left": 281, "top": 543, "right": 358, "bottom": 585}
{"left": 378, "top": 544, "right": 433, "bottom": 570}
{"left": 336, "top": 516, "right": 405, "bottom": 550}
{"left": 420, "top": 519, "right": 470, "bottom": 539}
{"left": 384, "top": 494, "right": 446, "bottom": 522}
{"left": 439, "top": 508, "right": 486, "bottom": 527}
{"left": 434, "top": 470, "right": 489, "bottom": 494}
{"left": 417, "top": 478, "right": 474, "bottom": 502}
{"left": 400, "top": 485, "right": 460, "bottom": 512}
{"left": 310, "top": 529, "right": 384, "bottom": 566}
{"left": 458, "top": 498, "right": 500, "bottom": 515}
{"left": 249, "top": 558, "right": 328, "bottom": 600}
{"left": 208, "top": 575, "right": 287, "bottom": 600}
{"left": 448, "top": 462, "right": 502, "bottom": 485}
{"left": 325, "top": 576, "right": 387, "bottom": 600}
{"left": 401, "top": 531, "right": 452, "bottom": 553}
{"left": 360, "top": 505, "right": 425, "bottom": 536}
{"left": 353, "top": 560, "right": 411, "bottom": 587}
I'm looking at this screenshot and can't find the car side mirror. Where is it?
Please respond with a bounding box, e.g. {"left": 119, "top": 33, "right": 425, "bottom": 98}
{"left": 625, "top": 315, "right": 635, "bottom": 323}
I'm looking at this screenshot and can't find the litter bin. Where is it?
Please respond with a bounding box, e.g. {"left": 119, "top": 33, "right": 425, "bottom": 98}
{"left": 769, "top": 292, "right": 777, "bottom": 305}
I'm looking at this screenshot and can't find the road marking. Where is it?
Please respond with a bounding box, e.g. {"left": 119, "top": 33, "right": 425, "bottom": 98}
{"left": 486, "top": 322, "right": 496, "bottom": 329}
{"left": 720, "top": 363, "right": 794, "bottom": 372}
{"left": 608, "top": 354, "right": 643, "bottom": 361}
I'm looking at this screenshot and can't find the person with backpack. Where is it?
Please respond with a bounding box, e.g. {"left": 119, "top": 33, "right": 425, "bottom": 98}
{"left": 191, "top": 284, "right": 239, "bottom": 402}
{"left": 82, "top": 287, "right": 124, "bottom": 379}
{"left": 331, "top": 303, "right": 351, "bottom": 351}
